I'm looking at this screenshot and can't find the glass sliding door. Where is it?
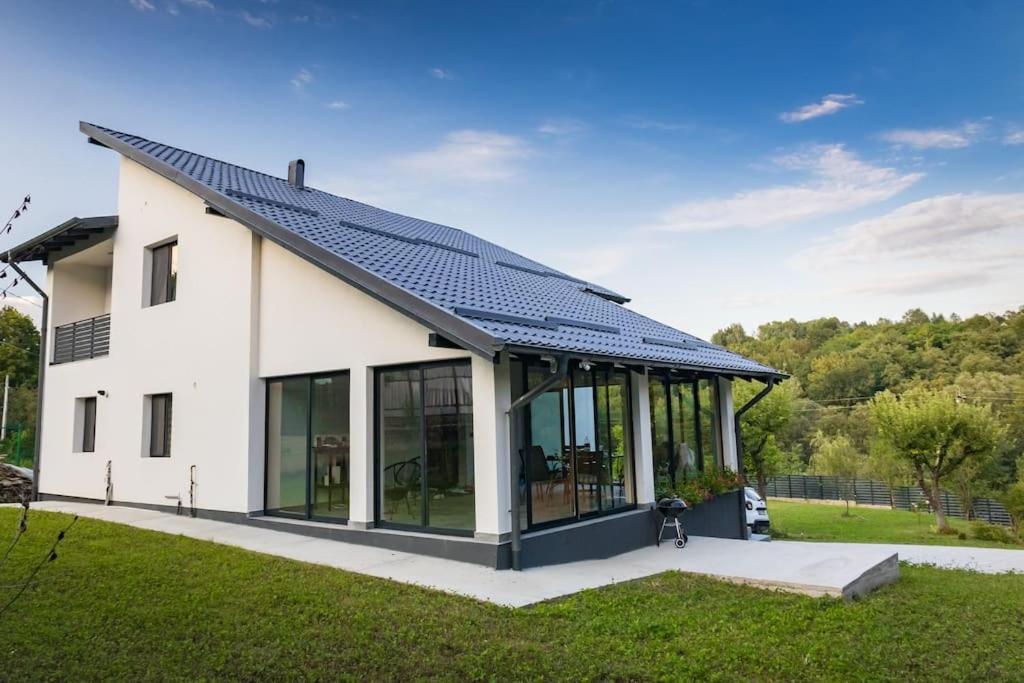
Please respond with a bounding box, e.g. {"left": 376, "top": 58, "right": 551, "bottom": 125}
{"left": 524, "top": 366, "right": 574, "bottom": 526}
{"left": 512, "top": 358, "right": 636, "bottom": 531}
{"left": 378, "top": 368, "right": 423, "bottom": 527}
{"left": 311, "top": 374, "right": 351, "bottom": 520}
{"left": 265, "top": 371, "right": 350, "bottom": 521}
{"left": 266, "top": 377, "right": 310, "bottom": 517}
{"left": 377, "top": 360, "right": 475, "bottom": 533}
{"left": 649, "top": 373, "right": 724, "bottom": 496}
{"left": 423, "top": 363, "right": 475, "bottom": 531}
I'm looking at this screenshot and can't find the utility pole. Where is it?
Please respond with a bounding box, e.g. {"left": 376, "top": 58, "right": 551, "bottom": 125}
{"left": 1, "top": 374, "right": 8, "bottom": 441}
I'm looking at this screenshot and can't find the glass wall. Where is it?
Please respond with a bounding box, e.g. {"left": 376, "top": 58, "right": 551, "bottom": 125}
{"left": 698, "top": 379, "right": 720, "bottom": 469}
{"left": 512, "top": 358, "right": 636, "bottom": 531}
{"left": 377, "top": 361, "right": 475, "bottom": 533}
{"left": 265, "top": 372, "right": 350, "bottom": 520}
{"left": 649, "top": 374, "right": 709, "bottom": 497}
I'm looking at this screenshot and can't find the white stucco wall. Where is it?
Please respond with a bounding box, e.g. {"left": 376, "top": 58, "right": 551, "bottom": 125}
{"left": 717, "top": 377, "right": 738, "bottom": 471}
{"left": 257, "top": 239, "right": 509, "bottom": 536}
{"left": 38, "top": 157, "right": 260, "bottom": 513}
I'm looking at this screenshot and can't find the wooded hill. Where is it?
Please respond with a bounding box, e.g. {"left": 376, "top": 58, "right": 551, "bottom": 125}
{"left": 715, "top": 307, "right": 1024, "bottom": 493}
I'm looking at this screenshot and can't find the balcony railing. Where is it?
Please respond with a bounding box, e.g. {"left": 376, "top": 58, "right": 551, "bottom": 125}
{"left": 52, "top": 314, "right": 111, "bottom": 364}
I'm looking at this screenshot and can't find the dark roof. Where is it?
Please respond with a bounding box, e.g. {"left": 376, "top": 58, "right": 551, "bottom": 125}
{"left": 5, "top": 216, "right": 118, "bottom": 265}
{"left": 77, "top": 122, "right": 782, "bottom": 379}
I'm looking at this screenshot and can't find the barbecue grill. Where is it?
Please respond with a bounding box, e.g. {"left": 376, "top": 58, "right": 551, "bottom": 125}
{"left": 657, "top": 497, "right": 689, "bottom": 548}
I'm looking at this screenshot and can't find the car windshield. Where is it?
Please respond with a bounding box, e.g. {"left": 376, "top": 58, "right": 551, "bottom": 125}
{"left": 744, "top": 488, "right": 760, "bottom": 501}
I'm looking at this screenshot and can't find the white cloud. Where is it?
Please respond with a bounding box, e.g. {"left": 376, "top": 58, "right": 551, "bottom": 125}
{"left": 429, "top": 67, "right": 454, "bottom": 80}
{"left": 780, "top": 94, "right": 863, "bottom": 123}
{"left": 326, "top": 100, "right": 350, "bottom": 110}
{"left": 130, "top": 0, "right": 155, "bottom": 11}
{"left": 166, "top": 3, "right": 180, "bottom": 15}
{"left": 181, "top": 0, "right": 214, "bottom": 9}
{"left": 1004, "top": 129, "right": 1024, "bottom": 145}
{"left": 880, "top": 121, "right": 985, "bottom": 149}
{"left": 290, "top": 68, "right": 313, "bottom": 90}
{"left": 793, "top": 193, "right": 1024, "bottom": 269}
{"left": 394, "top": 130, "right": 531, "bottom": 182}
{"left": 240, "top": 10, "right": 272, "bottom": 28}
{"left": 537, "top": 118, "right": 587, "bottom": 136}
{"left": 654, "top": 145, "right": 922, "bottom": 232}
{"left": 836, "top": 269, "right": 993, "bottom": 297}
{"left": 624, "top": 117, "right": 694, "bottom": 132}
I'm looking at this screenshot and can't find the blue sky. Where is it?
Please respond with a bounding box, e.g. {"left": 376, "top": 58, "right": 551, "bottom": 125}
{"left": 1, "top": 0, "right": 1022, "bottom": 338}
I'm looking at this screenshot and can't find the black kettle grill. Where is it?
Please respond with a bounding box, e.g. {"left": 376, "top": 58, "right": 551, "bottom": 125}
{"left": 656, "top": 497, "right": 689, "bottom": 548}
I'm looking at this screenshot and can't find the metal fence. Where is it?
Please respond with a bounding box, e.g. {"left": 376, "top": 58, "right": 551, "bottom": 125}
{"left": 53, "top": 313, "right": 111, "bottom": 364}
{"left": 766, "top": 474, "right": 1012, "bottom": 527}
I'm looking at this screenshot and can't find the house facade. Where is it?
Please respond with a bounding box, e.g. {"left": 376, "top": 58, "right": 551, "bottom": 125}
{"left": 10, "top": 122, "right": 783, "bottom": 569}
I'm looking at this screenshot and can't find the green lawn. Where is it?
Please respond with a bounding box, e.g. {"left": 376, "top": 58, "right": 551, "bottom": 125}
{"left": 2, "top": 510, "right": 1024, "bottom": 680}
{"left": 768, "top": 499, "right": 1023, "bottom": 548}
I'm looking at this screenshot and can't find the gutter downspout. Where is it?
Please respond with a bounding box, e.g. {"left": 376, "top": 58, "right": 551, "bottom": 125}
{"left": 505, "top": 354, "right": 569, "bottom": 571}
{"left": 9, "top": 262, "right": 47, "bottom": 501}
{"left": 733, "top": 377, "right": 776, "bottom": 478}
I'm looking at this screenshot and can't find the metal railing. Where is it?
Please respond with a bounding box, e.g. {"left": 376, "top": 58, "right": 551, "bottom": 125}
{"left": 766, "top": 474, "right": 1012, "bottom": 527}
{"left": 52, "top": 313, "right": 111, "bottom": 364}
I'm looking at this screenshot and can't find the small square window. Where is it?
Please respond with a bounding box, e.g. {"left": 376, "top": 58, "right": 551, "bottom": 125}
{"left": 148, "top": 241, "right": 178, "bottom": 306}
{"left": 148, "top": 393, "right": 172, "bottom": 457}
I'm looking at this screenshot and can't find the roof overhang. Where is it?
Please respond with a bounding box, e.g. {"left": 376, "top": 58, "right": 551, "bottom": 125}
{"left": 3, "top": 216, "right": 118, "bottom": 266}
{"left": 502, "top": 344, "right": 788, "bottom": 382}
{"left": 81, "top": 121, "right": 502, "bottom": 360}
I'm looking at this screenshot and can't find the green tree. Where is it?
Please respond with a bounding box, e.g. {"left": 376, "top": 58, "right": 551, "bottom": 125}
{"left": 809, "top": 432, "right": 863, "bottom": 515}
{"left": 0, "top": 306, "right": 39, "bottom": 388}
{"left": 870, "top": 387, "right": 1004, "bottom": 531}
{"left": 735, "top": 379, "right": 800, "bottom": 498}
{"left": 866, "top": 440, "right": 914, "bottom": 509}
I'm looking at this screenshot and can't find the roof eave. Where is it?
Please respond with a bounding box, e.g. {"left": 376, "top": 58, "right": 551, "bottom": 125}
{"left": 3, "top": 215, "right": 118, "bottom": 265}
{"left": 80, "top": 121, "right": 501, "bottom": 360}
{"left": 501, "top": 343, "right": 787, "bottom": 381}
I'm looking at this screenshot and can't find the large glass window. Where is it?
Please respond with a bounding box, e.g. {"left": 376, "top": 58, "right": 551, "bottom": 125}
{"left": 149, "top": 393, "right": 172, "bottom": 458}
{"left": 649, "top": 374, "right": 721, "bottom": 496}
{"left": 513, "top": 359, "right": 636, "bottom": 531}
{"left": 265, "top": 372, "right": 350, "bottom": 519}
{"left": 377, "top": 361, "right": 474, "bottom": 533}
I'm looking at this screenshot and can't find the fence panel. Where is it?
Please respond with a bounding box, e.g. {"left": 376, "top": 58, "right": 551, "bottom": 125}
{"left": 765, "top": 474, "right": 1013, "bottom": 527}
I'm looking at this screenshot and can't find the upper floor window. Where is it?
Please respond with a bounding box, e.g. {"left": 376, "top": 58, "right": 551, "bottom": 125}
{"left": 148, "top": 240, "right": 178, "bottom": 306}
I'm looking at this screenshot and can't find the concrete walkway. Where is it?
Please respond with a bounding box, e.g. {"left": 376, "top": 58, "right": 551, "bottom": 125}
{"left": 778, "top": 541, "right": 1024, "bottom": 575}
{"left": 14, "top": 500, "right": 906, "bottom": 606}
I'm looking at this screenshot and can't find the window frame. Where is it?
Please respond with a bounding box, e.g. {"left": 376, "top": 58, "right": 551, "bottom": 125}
{"left": 262, "top": 369, "right": 352, "bottom": 523}
{"left": 511, "top": 357, "right": 638, "bottom": 533}
{"left": 81, "top": 396, "right": 97, "bottom": 453}
{"left": 372, "top": 358, "right": 476, "bottom": 537}
{"left": 148, "top": 393, "right": 173, "bottom": 458}
{"left": 146, "top": 239, "right": 178, "bottom": 307}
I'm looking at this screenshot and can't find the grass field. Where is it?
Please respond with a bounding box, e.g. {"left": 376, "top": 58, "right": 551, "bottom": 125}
{"left": 2, "top": 509, "right": 1024, "bottom": 681}
{"left": 768, "top": 499, "right": 1023, "bottom": 548}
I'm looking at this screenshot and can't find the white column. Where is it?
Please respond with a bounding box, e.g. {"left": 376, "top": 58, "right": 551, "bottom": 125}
{"left": 717, "top": 376, "right": 739, "bottom": 471}
{"left": 347, "top": 365, "right": 375, "bottom": 527}
{"left": 632, "top": 369, "right": 655, "bottom": 506}
{"left": 472, "top": 352, "right": 510, "bottom": 540}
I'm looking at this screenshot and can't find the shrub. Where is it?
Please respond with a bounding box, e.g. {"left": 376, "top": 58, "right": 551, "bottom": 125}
{"left": 971, "top": 522, "right": 1020, "bottom": 545}
{"left": 656, "top": 468, "right": 745, "bottom": 508}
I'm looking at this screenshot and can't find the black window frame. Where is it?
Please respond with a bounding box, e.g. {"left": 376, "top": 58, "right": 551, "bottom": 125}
{"left": 262, "top": 369, "right": 352, "bottom": 523}
{"left": 149, "top": 240, "right": 178, "bottom": 307}
{"left": 149, "top": 393, "right": 173, "bottom": 458}
{"left": 81, "top": 396, "right": 97, "bottom": 453}
{"left": 373, "top": 358, "right": 475, "bottom": 537}
{"left": 511, "top": 357, "right": 639, "bottom": 533}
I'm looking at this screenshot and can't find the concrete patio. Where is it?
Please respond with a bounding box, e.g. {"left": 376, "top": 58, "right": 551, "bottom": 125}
{"left": 16, "top": 500, "right": 902, "bottom": 606}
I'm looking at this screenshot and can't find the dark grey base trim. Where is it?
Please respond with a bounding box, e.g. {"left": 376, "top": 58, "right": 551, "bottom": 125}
{"left": 37, "top": 493, "right": 506, "bottom": 568}
{"left": 676, "top": 489, "right": 747, "bottom": 540}
{"left": 513, "top": 509, "right": 657, "bottom": 569}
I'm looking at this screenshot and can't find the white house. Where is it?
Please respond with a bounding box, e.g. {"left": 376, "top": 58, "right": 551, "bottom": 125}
{"left": 8, "top": 122, "right": 783, "bottom": 569}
